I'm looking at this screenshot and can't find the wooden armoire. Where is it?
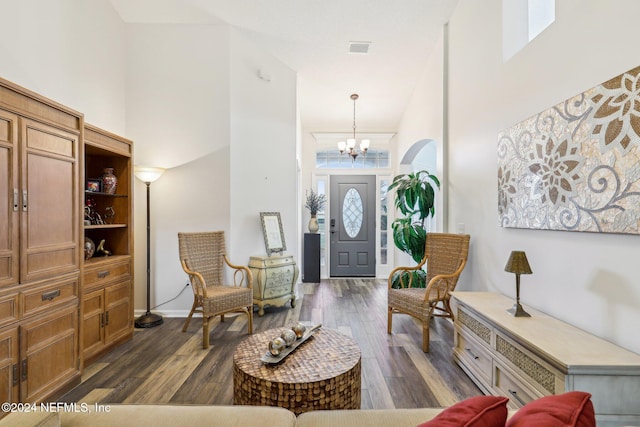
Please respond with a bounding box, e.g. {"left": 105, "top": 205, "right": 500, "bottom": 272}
{"left": 0, "top": 77, "right": 134, "bottom": 408}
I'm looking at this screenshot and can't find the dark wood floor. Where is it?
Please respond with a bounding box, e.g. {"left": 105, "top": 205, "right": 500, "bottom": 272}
{"left": 61, "top": 279, "right": 481, "bottom": 409}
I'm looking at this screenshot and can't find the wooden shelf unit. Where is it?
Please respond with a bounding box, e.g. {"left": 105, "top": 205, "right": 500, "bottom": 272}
{"left": 81, "top": 124, "right": 134, "bottom": 367}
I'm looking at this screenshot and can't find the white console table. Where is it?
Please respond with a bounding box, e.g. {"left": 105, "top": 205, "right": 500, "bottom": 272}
{"left": 248, "top": 254, "right": 298, "bottom": 316}
{"left": 450, "top": 292, "right": 640, "bottom": 427}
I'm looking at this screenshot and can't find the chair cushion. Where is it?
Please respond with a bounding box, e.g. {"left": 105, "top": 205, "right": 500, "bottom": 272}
{"left": 203, "top": 286, "right": 252, "bottom": 314}
{"left": 505, "top": 391, "right": 595, "bottom": 427}
{"left": 388, "top": 288, "right": 434, "bottom": 319}
{"left": 416, "top": 395, "right": 509, "bottom": 427}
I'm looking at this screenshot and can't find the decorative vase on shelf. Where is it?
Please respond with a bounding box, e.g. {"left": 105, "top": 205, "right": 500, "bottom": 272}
{"left": 102, "top": 167, "right": 117, "bottom": 194}
{"left": 308, "top": 214, "right": 319, "bottom": 233}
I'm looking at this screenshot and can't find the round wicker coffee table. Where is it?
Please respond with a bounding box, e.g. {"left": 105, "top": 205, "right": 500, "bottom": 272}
{"left": 233, "top": 326, "right": 361, "bottom": 415}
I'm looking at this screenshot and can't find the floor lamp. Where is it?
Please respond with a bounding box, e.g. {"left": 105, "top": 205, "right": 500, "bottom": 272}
{"left": 134, "top": 166, "right": 165, "bottom": 328}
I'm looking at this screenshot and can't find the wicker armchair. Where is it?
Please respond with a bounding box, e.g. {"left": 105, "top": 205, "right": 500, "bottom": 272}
{"left": 388, "top": 233, "right": 470, "bottom": 352}
{"left": 178, "top": 231, "right": 253, "bottom": 349}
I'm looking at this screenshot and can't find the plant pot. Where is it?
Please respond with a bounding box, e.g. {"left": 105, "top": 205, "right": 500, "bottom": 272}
{"left": 308, "top": 215, "right": 319, "bottom": 233}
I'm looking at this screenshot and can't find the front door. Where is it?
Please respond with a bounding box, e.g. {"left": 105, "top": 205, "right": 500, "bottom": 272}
{"left": 329, "top": 175, "right": 375, "bottom": 277}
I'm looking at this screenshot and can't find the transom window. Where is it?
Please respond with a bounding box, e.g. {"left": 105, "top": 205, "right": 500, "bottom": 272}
{"left": 316, "top": 149, "right": 389, "bottom": 169}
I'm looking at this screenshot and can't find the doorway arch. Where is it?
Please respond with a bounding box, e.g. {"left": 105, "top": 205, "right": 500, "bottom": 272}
{"left": 393, "top": 138, "right": 445, "bottom": 268}
{"left": 397, "top": 138, "right": 444, "bottom": 233}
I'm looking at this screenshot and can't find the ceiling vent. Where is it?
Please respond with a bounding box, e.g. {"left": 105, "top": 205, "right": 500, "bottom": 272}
{"left": 348, "top": 41, "right": 371, "bottom": 54}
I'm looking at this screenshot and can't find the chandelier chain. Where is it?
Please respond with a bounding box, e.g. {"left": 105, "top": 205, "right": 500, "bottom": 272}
{"left": 338, "top": 93, "right": 369, "bottom": 164}
{"left": 352, "top": 94, "right": 357, "bottom": 139}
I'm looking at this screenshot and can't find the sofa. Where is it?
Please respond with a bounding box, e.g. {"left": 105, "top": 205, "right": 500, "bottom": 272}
{"left": 0, "top": 392, "right": 598, "bottom": 427}
{"left": 0, "top": 405, "right": 448, "bottom": 427}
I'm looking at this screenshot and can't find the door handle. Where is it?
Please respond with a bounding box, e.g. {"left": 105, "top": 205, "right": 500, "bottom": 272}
{"left": 465, "top": 347, "right": 480, "bottom": 360}
{"left": 13, "top": 189, "right": 19, "bottom": 211}
{"left": 41, "top": 289, "right": 61, "bottom": 301}
{"left": 23, "top": 190, "right": 28, "bottom": 211}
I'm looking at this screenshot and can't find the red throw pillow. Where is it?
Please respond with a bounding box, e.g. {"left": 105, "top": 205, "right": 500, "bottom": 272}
{"left": 417, "top": 395, "right": 509, "bottom": 427}
{"left": 506, "top": 391, "right": 595, "bottom": 427}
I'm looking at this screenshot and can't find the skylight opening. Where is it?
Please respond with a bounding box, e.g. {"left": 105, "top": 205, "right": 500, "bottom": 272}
{"left": 528, "top": 0, "right": 555, "bottom": 41}
{"left": 503, "top": 0, "right": 556, "bottom": 61}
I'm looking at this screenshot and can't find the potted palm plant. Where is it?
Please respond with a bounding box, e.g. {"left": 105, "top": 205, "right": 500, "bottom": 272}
{"left": 389, "top": 170, "right": 440, "bottom": 287}
{"left": 304, "top": 189, "right": 326, "bottom": 233}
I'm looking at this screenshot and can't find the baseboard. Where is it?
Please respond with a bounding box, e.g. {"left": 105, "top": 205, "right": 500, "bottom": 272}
{"left": 133, "top": 309, "right": 191, "bottom": 318}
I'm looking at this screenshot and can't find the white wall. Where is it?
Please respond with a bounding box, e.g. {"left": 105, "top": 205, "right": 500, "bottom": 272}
{"left": 229, "top": 29, "right": 299, "bottom": 265}
{"left": 125, "top": 23, "right": 233, "bottom": 312}
{"left": 441, "top": 0, "right": 640, "bottom": 353}
{"left": 0, "top": 0, "right": 127, "bottom": 133}
{"left": 125, "top": 24, "right": 231, "bottom": 169}
{"left": 126, "top": 25, "right": 299, "bottom": 314}
{"left": 148, "top": 149, "right": 232, "bottom": 314}
{"left": 393, "top": 31, "right": 447, "bottom": 269}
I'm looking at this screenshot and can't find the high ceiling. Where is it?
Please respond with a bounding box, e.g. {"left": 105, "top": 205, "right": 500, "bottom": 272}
{"left": 110, "top": 0, "right": 459, "bottom": 134}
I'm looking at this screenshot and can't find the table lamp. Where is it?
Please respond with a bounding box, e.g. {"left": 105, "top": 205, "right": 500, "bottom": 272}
{"left": 504, "top": 250, "right": 532, "bottom": 317}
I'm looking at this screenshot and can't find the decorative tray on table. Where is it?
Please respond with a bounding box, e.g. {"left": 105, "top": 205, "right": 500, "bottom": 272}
{"left": 260, "top": 323, "right": 322, "bottom": 364}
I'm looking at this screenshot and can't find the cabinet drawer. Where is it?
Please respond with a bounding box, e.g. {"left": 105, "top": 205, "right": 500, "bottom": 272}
{"left": 250, "top": 255, "right": 296, "bottom": 268}
{"left": 21, "top": 276, "right": 78, "bottom": 318}
{"left": 456, "top": 305, "right": 492, "bottom": 347}
{"left": 494, "top": 331, "right": 563, "bottom": 396}
{"left": 264, "top": 256, "right": 294, "bottom": 267}
{"left": 494, "top": 361, "right": 542, "bottom": 408}
{"left": 83, "top": 258, "right": 130, "bottom": 289}
{"left": 455, "top": 328, "right": 493, "bottom": 384}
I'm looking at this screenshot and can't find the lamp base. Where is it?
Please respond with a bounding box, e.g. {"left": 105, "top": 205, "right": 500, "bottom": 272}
{"left": 134, "top": 312, "right": 164, "bottom": 328}
{"left": 507, "top": 303, "right": 531, "bottom": 317}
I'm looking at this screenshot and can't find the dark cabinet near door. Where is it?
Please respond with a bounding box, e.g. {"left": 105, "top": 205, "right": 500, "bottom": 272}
{"left": 303, "top": 233, "right": 320, "bottom": 282}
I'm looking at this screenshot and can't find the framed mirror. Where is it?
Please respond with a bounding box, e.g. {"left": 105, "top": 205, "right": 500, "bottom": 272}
{"left": 260, "top": 212, "right": 286, "bottom": 255}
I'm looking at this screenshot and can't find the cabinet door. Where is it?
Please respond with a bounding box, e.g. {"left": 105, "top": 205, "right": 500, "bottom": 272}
{"left": 20, "top": 118, "right": 79, "bottom": 283}
{"left": 0, "top": 110, "right": 18, "bottom": 288}
{"left": 104, "top": 280, "right": 131, "bottom": 345}
{"left": 82, "top": 289, "right": 105, "bottom": 361}
{"left": 20, "top": 304, "right": 79, "bottom": 402}
{"left": 0, "top": 326, "right": 18, "bottom": 405}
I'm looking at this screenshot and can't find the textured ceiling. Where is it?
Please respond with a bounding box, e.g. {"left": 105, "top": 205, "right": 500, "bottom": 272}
{"left": 110, "top": 0, "right": 459, "bottom": 134}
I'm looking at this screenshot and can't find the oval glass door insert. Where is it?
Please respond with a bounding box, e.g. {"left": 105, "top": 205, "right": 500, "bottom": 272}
{"left": 343, "top": 188, "right": 363, "bottom": 238}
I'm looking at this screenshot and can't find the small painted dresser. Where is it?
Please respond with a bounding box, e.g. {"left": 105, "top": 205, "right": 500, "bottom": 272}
{"left": 249, "top": 254, "right": 299, "bottom": 316}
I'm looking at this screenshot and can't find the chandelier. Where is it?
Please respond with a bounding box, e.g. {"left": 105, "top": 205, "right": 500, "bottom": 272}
{"left": 338, "top": 94, "right": 370, "bottom": 162}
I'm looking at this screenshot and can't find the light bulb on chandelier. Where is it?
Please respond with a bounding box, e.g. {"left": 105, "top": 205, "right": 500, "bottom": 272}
{"left": 338, "top": 94, "right": 370, "bottom": 162}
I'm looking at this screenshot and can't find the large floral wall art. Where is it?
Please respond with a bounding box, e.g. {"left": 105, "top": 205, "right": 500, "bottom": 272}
{"left": 498, "top": 65, "right": 640, "bottom": 234}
